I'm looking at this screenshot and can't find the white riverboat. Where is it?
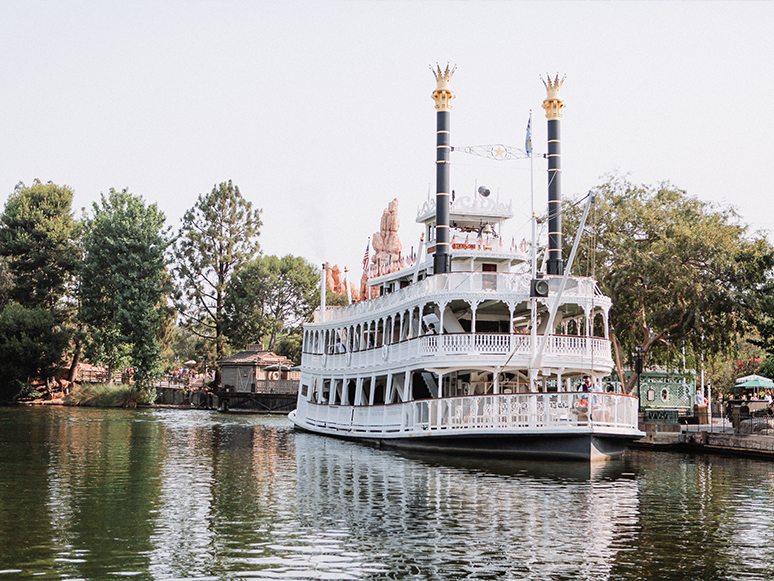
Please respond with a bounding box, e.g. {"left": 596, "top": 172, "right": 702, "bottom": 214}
{"left": 289, "top": 68, "right": 644, "bottom": 461}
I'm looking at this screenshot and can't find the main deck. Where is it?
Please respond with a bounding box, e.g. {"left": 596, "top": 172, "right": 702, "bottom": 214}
{"left": 290, "top": 390, "right": 643, "bottom": 460}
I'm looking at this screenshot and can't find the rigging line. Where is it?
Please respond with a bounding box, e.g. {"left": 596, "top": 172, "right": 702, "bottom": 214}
{"left": 538, "top": 192, "right": 591, "bottom": 223}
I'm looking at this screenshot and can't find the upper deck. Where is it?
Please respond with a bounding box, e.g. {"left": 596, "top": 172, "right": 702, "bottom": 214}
{"left": 316, "top": 271, "right": 610, "bottom": 326}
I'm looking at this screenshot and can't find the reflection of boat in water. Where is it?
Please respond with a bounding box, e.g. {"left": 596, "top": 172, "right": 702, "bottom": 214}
{"left": 289, "top": 67, "right": 644, "bottom": 462}
{"left": 291, "top": 430, "right": 640, "bottom": 579}
{"left": 395, "top": 447, "right": 634, "bottom": 483}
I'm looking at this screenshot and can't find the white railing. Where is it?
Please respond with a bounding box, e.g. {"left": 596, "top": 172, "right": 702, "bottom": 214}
{"left": 308, "top": 333, "right": 613, "bottom": 371}
{"left": 319, "top": 272, "right": 609, "bottom": 323}
{"left": 301, "top": 391, "right": 641, "bottom": 436}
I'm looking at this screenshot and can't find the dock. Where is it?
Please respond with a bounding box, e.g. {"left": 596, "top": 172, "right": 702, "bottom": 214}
{"left": 630, "top": 416, "right": 774, "bottom": 459}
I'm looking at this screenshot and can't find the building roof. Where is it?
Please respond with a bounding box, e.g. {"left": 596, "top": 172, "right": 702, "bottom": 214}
{"left": 218, "top": 350, "right": 295, "bottom": 367}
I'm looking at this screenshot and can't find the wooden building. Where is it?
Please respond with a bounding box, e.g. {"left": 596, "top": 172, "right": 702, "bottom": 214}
{"left": 219, "top": 346, "right": 298, "bottom": 393}
{"left": 217, "top": 346, "right": 299, "bottom": 412}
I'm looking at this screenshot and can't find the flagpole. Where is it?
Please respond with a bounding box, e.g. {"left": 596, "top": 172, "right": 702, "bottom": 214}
{"left": 529, "top": 110, "right": 537, "bottom": 279}
{"left": 528, "top": 110, "right": 539, "bottom": 392}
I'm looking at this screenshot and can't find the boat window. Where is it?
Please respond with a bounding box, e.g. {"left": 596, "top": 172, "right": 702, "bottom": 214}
{"left": 346, "top": 379, "right": 356, "bottom": 404}
{"left": 359, "top": 378, "right": 371, "bottom": 405}
{"left": 331, "top": 379, "right": 342, "bottom": 405}
{"left": 482, "top": 263, "right": 497, "bottom": 291}
{"left": 322, "top": 379, "right": 331, "bottom": 404}
{"left": 411, "top": 371, "right": 435, "bottom": 400}
{"left": 373, "top": 376, "right": 387, "bottom": 405}
{"left": 310, "top": 377, "right": 319, "bottom": 403}
{"left": 390, "top": 372, "right": 406, "bottom": 403}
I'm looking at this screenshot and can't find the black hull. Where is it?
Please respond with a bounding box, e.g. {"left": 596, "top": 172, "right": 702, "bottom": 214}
{"left": 293, "top": 423, "right": 631, "bottom": 462}
{"left": 377, "top": 433, "right": 626, "bottom": 462}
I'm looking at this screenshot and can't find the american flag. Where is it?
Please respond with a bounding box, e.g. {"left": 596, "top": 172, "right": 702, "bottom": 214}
{"left": 362, "top": 239, "right": 370, "bottom": 275}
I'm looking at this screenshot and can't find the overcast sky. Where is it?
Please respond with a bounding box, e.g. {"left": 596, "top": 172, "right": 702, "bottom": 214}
{"left": 2, "top": 1, "right": 772, "bottom": 276}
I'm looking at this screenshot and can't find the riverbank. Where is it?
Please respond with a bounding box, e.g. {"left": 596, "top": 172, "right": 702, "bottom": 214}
{"left": 629, "top": 420, "right": 774, "bottom": 460}
{"left": 11, "top": 383, "right": 293, "bottom": 414}
{"left": 14, "top": 394, "right": 774, "bottom": 461}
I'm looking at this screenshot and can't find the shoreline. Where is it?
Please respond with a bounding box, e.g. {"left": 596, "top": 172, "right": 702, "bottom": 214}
{"left": 629, "top": 426, "right": 774, "bottom": 460}
{"left": 8, "top": 400, "right": 774, "bottom": 459}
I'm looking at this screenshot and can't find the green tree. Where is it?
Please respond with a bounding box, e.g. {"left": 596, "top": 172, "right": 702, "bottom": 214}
{"left": 223, "top": 255, "right": 318, "bottom": 351}
{"left": 0, "top": 303, "right": 70, "bottom": 399}
{"left": 159, "top": 325, "right": 216, "bottom": 378}
{"left": 563, "top": 176, "right": 774, "bottom": 393}
{"left": 171, "top": 181, "right": 261, "bottom": 385}
{"left": 274, "top": 330, "right": 303, "bottom": 366}
{"left": 0, "top": 180, "right": 79, "bottom": 309}
{"left": 0, "top": 180, "right": 79, "bottom": 398}
{"left": 79, "top": 189, "right": 171, "bottom": 390}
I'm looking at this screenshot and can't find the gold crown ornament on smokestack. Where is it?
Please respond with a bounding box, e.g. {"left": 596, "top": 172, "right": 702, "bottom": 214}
{"left": 541, "top": 73, "right": 566, "bottom": 120}
{"left": 431, "top": 63, "right": 456, "bottom": 111}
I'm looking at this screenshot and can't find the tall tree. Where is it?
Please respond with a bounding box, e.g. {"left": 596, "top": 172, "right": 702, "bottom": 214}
{"left": 0, "top": 180, "right": 78, "bottom": 309}
{"left": 223, "top": 255, "right": 318, "bottom": 352}
{"left": 79, "top": 188, "right": 171, "bottom": 390}
{"left": 0, "top": 180, "right": 78, "bottom": 398}
{"left": 562, "top": 176, "right": 774, "bottom": 393}
{"left": 171, "top": 180, "right": 261, "bottom": 385}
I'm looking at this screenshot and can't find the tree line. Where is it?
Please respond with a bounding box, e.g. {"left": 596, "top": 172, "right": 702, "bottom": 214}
{"left": 562, "top": 175, "right": 774, "bottom": 395}
{"left": 2, "top": 175, "right": 773, "bottom": 401}
{"left": 0, "top": 179, "right": 324, "bottom": 401}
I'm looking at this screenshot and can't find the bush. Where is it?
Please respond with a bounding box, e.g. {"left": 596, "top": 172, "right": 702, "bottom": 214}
{"left": 15, "top": 384, "right": 42, "bottom": 401}
{"left": 63, "top": 383, "right": 157, "bottom": 407}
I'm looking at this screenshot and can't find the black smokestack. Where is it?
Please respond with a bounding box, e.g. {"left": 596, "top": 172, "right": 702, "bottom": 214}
{"left": 542, "top": 74, "right": 566, "bottom": 276}
{"left": 431, "top": 64, "right": 455, "bottom": 275}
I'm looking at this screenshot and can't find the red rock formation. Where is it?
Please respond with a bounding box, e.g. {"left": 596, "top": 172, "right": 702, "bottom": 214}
{"left": 324, "top": 262, "right": 360, "bottom": 302}
{"left": 372, "top": 198, "right": 402, "bottom": 266}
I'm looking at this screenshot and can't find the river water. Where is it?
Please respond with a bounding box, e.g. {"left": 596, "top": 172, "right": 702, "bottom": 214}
{"left": 1, "top": 407, "right": 773, "bottom": 581}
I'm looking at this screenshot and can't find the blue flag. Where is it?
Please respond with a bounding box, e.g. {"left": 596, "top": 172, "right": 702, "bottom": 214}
{"left": 525, "top": 115, "right": 533, "bottom": 157}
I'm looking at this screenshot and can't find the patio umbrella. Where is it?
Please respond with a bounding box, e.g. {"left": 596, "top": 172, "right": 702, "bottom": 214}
{"left": 184, "top": 360, "right": 197, "bottom": 366}
{"left": 736, "top": 378, "right": 774, "bottom": 388}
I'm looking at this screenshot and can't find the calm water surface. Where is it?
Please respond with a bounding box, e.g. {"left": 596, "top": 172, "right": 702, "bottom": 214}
{"left": 1, "top": 406, "right": 774, "bottom": 581}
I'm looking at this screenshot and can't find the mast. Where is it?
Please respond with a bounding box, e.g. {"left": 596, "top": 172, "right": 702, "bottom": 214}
{"left": 528, "top": 110, "right": 537, "bottom": 278}
{"left": 431, "top": 63, "right": 455, "bottom": 275}
{"left": 542, "top": 74, "right": 566, "bottom": 275}
{"left": 319, "top": 263, "right": 326, "bottom": 322}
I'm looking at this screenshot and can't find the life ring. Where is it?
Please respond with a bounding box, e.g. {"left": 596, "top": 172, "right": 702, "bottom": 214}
{"left": 270, "top": 372, "right": 280, "bottom": 381}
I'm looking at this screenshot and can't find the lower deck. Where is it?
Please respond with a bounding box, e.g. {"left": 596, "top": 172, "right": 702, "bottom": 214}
{"left": 290, "top": 390, "right": 644, "bottom": 461}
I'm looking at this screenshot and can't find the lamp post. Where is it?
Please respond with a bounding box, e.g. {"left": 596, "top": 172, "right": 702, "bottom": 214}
{"left": 634, "top": 345, "right": 644, "bottom": 411}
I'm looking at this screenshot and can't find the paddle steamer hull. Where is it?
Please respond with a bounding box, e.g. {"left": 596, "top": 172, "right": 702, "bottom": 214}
{"left": 291, "top": 418, "right": 635, "bottom": 462}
